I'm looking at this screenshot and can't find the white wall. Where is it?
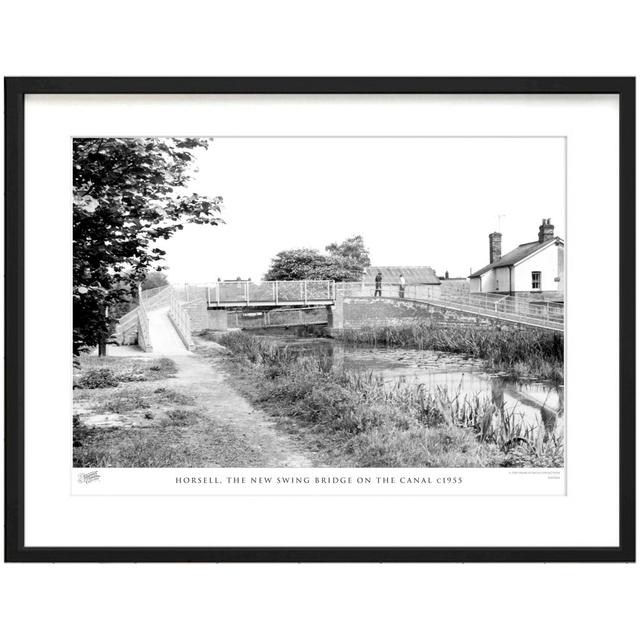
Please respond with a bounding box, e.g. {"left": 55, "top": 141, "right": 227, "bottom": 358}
{"left": 469, "top": 266, "right": 509, "bottom": 293}
{"left": 512, "top": 242, "right": 563, "bottom": 292}
{"left": 470, "top": 244, "right": 563, "bottom": 294}
{"left": 494, "top": 266, "right": 511, "bottom": 292}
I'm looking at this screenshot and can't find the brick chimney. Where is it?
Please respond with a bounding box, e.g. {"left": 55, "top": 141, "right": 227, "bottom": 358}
{"left": 538, "top": 218, "right": 554, "bottom": 243}
{"left": 489, "top": 231, "right": 502, "bottom": 263}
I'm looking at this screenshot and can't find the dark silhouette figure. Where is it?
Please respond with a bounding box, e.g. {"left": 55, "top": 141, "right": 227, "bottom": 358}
{"left": 374, "top": 271, "right": 382, "bottom": 297}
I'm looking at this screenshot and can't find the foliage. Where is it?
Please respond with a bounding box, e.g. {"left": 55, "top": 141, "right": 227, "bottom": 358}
{"left": 75, "top": 368, "right": 120, "bottom": 389}
{"left": 142, "top": 271, "right": 169, "bottom": 290}
{"left": 339, "top": 324, "right": 564, "bottom": 383}
{"left": 264, "top": 235, "right": 371, "bottom": 282}
{"left": 73, "top": 137, "right": 223, "bottom": 354}
{"left": 74, "top": 356, "right": 178, "bottom": 390}
{"left": 325, "top": 234, "right": 371, "bottom": 269}
{"left": 209, "top": 332, "right": 563, "bottom": 468}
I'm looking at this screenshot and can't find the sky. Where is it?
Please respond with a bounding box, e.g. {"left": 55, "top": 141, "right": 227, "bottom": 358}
{"left": 157, "top": 137, "right": 566, "bottom": 283}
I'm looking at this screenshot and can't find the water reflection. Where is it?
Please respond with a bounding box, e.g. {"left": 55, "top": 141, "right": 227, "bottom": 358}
{"left": 271, "top": 335, "right": 564, "bottom": 436}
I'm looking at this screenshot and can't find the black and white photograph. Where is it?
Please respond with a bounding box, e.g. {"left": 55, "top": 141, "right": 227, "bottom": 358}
{"left": 6, "top": 75, "right": 632, "bottom": 566}
{"left": 2, "top": 2, "right": 638, "bottom": 636}
{"left": 72, "top": 135, "right": 565, "bottom": 470}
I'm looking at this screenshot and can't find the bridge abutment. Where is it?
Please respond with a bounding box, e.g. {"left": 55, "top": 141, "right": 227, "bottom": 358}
{"left": 326, "top": 299, "right": 343, "bottom": 332}
{"left": 184, "top": 303, "right": 228, "bottom": 332}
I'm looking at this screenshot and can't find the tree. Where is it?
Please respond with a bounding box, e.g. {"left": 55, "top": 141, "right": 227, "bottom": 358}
{"left": 107, "top": 269, "right": 170, "bottom": 321}
{"left": 325, "top": 234, "right": 371, "bottom": 269}
{"left": 264, "top": 236, "right": 371, "bottom": 282}
{"left": 141, "top": 271, "right": 169, "bottom": 291}
{"left": 73, "top": 137, "right": 223, "bottom": 355}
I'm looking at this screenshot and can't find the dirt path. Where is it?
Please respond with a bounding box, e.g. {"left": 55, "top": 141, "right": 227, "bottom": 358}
{"left": 103, "top": 309, "right": 316, "bottom": 466}
{"left": 161, "top": 344, "right": 316, "bottom": 467}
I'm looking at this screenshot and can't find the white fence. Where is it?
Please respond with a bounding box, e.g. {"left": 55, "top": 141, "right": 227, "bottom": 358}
{"left": 168, "top": 290, "right": 195, "bottom": 350}
{"left": 136, "top": 303, "right": 152, "bottom": 352}
{"left": 208, "top": 280, "right": 335, "bottom": 307}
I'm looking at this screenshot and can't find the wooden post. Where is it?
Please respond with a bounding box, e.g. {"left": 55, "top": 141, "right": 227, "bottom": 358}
{"left": 304, "top": 281, "right": 308, "bottom": 305}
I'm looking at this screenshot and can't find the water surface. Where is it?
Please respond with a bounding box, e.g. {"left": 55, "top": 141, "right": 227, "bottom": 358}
{"left": 262, "top": 333, "right": 564, "bottom": 436}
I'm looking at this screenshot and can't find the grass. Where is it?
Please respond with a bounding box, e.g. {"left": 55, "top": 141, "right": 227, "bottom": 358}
{"left": 210, "top": 332, "right": 563, "bottom": 468}
{"left": 73, "top": 427, "right": 210, "bottom": 467}
{"left": 73, "top": 355, "right": 207, "bottom": 467}
{"left": 338, "top": 323, "right": 564, "bottom": 383}
{"left": 74, "top": 355, "right": 178, "bottom": 389}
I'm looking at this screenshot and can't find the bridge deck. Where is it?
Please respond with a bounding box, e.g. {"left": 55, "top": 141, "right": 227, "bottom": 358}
{"left": 208, "top": 280, "right": 335, "bottom": 308}
{"left": 205, "top": 280, "right": 563, "bottom": 332}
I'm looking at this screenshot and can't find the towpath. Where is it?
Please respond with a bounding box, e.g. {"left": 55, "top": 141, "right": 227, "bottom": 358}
{"left": 111, "top": 307, "right": 316, "bottom": 467}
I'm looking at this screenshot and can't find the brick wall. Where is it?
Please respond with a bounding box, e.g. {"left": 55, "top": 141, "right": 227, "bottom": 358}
{"left": 338, "top": 297, "right": 499, "bottom": 330}
{"left": 183, "top": 301, "right": 228, "bottom": 331}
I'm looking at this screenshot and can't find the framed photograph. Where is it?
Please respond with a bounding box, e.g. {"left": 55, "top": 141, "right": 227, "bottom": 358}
{"left": 4, "top": 77, "right": 635, "bottom": 562}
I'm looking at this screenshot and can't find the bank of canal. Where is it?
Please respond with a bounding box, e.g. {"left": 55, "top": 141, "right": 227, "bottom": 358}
{"left": 207, "top": 329, "right": 564, "bottom": 467}
{"left": 265, "top": 335, "right": 563, "bottom": 439}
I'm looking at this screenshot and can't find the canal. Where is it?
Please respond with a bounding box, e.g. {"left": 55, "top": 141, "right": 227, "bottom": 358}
{"left": 254, "top": 332, "right": 564, "bottom": 437}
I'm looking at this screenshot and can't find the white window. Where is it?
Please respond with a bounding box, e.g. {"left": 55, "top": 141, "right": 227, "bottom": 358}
{"left": 531, "top": 271, "right": 541, "bottom": 290}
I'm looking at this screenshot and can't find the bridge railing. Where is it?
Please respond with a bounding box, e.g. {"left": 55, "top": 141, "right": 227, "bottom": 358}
{"left": 336, "top": 282, "right": 442, "bottom": 300}
{"left": 208, "top": 280, "right": 335, "bottom": 306}
{"left": 439, "top": 291, "right": 564, "bottom": 328}
{"left": 336, "top": 281, "right": 564, "bottom": 330}
{"left": 136, "top": 302, "right": 152, "bottom": 352}
{"left": 168, "top": 290, "right": 195, "bottom": 350}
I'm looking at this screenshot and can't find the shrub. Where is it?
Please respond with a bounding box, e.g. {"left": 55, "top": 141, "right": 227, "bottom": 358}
{"left": 75, "top": 368, "right": 120, "bottom": 389}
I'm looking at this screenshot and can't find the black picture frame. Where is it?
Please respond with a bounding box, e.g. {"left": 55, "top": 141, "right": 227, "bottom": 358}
{"left": 4, "top": 77, "right": 635, "bottom": 563}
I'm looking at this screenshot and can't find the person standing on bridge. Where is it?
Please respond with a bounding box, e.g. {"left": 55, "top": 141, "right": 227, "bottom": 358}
{"left": 399, "top": 273, "right": 406, "bottom": 298}
{"left": 374, "top": 271, "right": 383, "bottom": 297}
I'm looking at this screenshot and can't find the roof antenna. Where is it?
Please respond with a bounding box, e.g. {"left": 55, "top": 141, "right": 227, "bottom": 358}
{"left": 497, "top": 214, "right": 506, "bottom": 233}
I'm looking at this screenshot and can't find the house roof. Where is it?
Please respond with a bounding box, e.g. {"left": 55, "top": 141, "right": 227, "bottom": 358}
{"left": 469, "top": 237, "right": 563, "bottom": 278}
{"left": 364, "top": 266, "right": 441, "bottom": 285}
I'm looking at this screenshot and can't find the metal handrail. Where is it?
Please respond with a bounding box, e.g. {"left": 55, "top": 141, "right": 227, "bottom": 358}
{"left": 201, "top": 277, "right": 563, "bottom": 330}
{"left": 168, "top": 290, "right": 194, "bottom": 350}
{"left": 208, "top": 280, "right": 336, "bottom": 306}
{"left": 335, "top": 280, "right": 564, "bottom": 330}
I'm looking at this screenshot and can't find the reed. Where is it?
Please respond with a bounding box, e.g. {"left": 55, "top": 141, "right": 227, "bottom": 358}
{"left": 212, "top": 332, "right": 563, "bottom": 468}
{"left": 339, "top": 323, "right": 563, "bottom": 382}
